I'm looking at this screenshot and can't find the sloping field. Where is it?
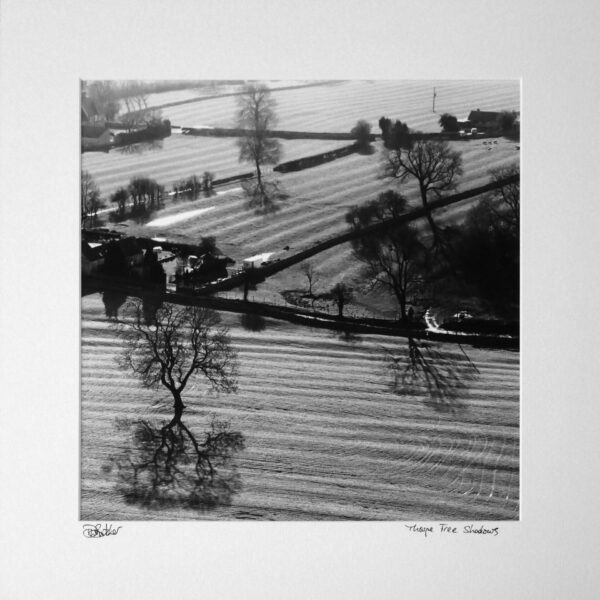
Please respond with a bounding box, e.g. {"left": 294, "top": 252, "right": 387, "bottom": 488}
{"left": 160, "top": 80, "right": 519, "bottom": 133}
{"left": 82, "top": 135, "right": 347, "bottom": 198}
{"left": 81, "top": 294, "right": 519, "bottom": 520}
{"left": 141, "top": 80, "right": 331, "bottom": 110}
{"left": 117, "top": 136, "right": 518, "bottom": 307}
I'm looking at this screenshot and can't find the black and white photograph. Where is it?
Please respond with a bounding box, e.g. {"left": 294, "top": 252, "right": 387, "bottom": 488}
{"left": 3, "top": 1, "right": 600, "bottom": 598}
{"left": 80, "top": 79, "right": 521, "bottom": 521}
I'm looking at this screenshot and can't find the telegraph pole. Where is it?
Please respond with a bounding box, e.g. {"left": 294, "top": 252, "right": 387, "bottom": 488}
{"left": 432, "top": 87, "right": 437, "bottom": 112}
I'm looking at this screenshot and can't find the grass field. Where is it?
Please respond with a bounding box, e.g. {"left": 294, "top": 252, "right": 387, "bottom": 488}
{"left": 81, "top": 293, "right": 519, "bottom": 521}
{"left": 159, "top": 80, "right": 519, "bottom": 133}
{"left": 82, "top": 135, "right": 349, "bottom": 198}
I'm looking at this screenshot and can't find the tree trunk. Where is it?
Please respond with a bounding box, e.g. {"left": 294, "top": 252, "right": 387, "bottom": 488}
{"left": 419, "top": 183, "right": 442, "bottom": 246}
{"left": 255, "top": 158, "right": 263, "bottom": 194}
{"left": 167, "top": 390, "right": 185, "bottom": 427}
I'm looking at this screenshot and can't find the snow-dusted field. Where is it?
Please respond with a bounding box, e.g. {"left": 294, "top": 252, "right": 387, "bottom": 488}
{"left": 81, "top": 81, "right": 520, "bottom": 520}
{"left": 81, "top": 294, "right": 519, "bottom": 520}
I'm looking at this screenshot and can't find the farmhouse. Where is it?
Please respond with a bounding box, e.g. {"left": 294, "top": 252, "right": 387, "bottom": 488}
{"left": 81, "top": 241, "right": 106, "bottom": 276}
{"left": 465, "top": 109, "right": 501, "bottom": 131}
{"left": 243, "top": 252, "right": 274, "bottom": 270}
{"left": 81, "top": 124, "right": 112, "bottom": 151}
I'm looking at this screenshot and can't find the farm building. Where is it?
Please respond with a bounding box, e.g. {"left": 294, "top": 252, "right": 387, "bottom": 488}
{"left": 466, "top": 109, "right": 501, "bottom": 130}
{"left": 81, "top": 124, "right": 112, "bottom": 151}
{"left": 243, "top": 252, "right": 274, "bottom": 270}
{"left": 81, "top": 241, "right": 106, "bottom": 276}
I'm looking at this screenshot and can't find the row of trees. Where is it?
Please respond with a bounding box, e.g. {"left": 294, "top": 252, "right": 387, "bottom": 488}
{"left": 81, "top": 169, "right": 219, "bottom": 227}
{"left": 172, "top": 172, "right": 215, "bottom": 199}
{"left": 346, "top": 160, "right": 519, "bottom": 321}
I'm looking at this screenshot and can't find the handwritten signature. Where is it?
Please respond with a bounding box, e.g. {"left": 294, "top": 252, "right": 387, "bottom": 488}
{"left": 82, "top": 523, "right": 123, "bottom": 538}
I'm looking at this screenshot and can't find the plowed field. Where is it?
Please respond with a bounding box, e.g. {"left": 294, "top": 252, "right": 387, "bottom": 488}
{"left": 81, "top": 294, "right": 519, "bottom": 521}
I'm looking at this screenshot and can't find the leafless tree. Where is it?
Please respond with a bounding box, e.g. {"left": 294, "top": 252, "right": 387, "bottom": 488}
{"left": 347, "top": 190, "right": 427, "bottom": 321}
{"left": 385, "top": 139, "right": 463, "bottom": 247}
{"left": 81, "top": 170, "right": 103, "bottom": 227}
{"left": 109, "top": 300, "right": 243, "bottom": 508}
{"left": 110, "top": 187, "right": 129, "bottom": 220}
{"left": 114, "top": 300, "right": 238, "bottom": 423}
{"left": 235, "top": 83, "right": 282, "bottom": 207}
{"left": 330, "top": 282, "right": 354, "bottom": 318}
{"left": 300, "top": 262, "right": 319, "bottom": 299}
{"left": 486, "top": 164, "right": 520, "bottom": 230}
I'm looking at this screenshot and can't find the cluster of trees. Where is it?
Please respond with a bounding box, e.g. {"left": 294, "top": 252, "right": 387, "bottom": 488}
{"left": 81, "top": 170, "right": 104, "bottom": 227}
{"left": 82, "top": 168, "right": 220, "bottom": 228}
{"left": 350, "top": 119, "right": 373, "bottom": 152}
{"left": 379, "top": 117, "right": 412, "bottom": 150}
{"left": 439, "top": 113, "right": 459, "bottom": 133}
{"left": 347, "top": 191, "right": 425, "bottom": 322}
{"left": 84, "top": 80, "right": 167, "bottom": 133}
{"left": 452, "top": 165, "right": 519, "bottom": 315}
{"left": 173, "top": 172, "right": 215, "bottom": 199}
{"left": 346, "top": 128, "right": 519, "bottom": 322}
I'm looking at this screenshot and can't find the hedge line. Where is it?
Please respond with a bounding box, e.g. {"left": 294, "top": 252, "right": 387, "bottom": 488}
{"left": 274, "top": 144, "right": 358, "bottom": 173}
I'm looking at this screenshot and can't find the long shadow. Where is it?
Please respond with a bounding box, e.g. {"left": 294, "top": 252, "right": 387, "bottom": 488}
{"left": 384, "top": 328, "right": 479, "bottom": 413}
{"left": 240, "top": 312, "right": 267, "bottom": 332}
{"left": 114, "top": 140, "right": 164, "bottom": 155}
{"left": 242, "top": 179, "right": 289, "bottom": 214}
{"left": 104, "top": 415, "right": 245, "bottom": 511}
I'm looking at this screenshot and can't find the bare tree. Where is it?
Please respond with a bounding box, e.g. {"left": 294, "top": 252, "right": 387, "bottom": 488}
{"left": 81, "top": 170, "right": 103, "bottom": 227}
{"left": 235, "top": 83, "right": 282, "bottom": 206}
{"left": 330, "top": 282, "right": 354, "bottom": 319}
{"left": 486, "top": 164, "right": 520, "bottom": 230}
{"left": 300, "top": 262, "right": 319, "bottom": 298}
{"left": 114, "top": 300, "right": 238, "bottom": 423}
{"left": 347, "top": 190, "right": 426, "bottom": 321}
{"left": 110, "top": 187, "right": 129, "bottom": 220}
{"left": 385, "top": 139, "right": 463, "bottom": 247}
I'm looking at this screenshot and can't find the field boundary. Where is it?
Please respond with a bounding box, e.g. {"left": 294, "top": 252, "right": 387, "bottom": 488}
{"left": 82, "top": 276, "right": 518, "bottom": 350}
{"left": 123, "top": 81, "right": 342, "bottom": 115}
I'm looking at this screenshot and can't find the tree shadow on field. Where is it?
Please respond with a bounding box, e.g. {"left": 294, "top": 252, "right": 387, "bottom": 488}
{"left": 383, "top": 331, "right": 479, "bottom": 413}
{"left": 332, "top": 327, "right": 362, "bottom": 344}
{"left": 115, "top": 140, "right": 164, "bottom": 155}
{"left": 102, "top": 289, "right": 128, "bottom": 319}
{"left": 103, "top": 415, "right": 245, "bottom": 511}
{"left": 240, "top": 312, "right": 267, "bottom": 332}
{"left": 242, "top": 179, "right": 289, "bottom": 215}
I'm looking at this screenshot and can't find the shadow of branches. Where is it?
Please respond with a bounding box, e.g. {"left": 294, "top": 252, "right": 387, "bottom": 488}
{"left": 384, "top": 332, "right": 479, "bottom": 413}
{"left": 242, "top": 179, "right": 289, "bottom": 214}
{"left": 104, "top": 416, "right": 245, "bottom": 511}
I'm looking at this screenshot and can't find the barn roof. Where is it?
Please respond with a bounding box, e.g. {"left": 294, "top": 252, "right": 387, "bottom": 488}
{"left": 82, "top": 124, "right": 109, "bottom": 139}
{"left": 81, "top": 240, "right": 106, "bottom": 261}
{"left": 467, "top": 109, "right": 501, "bottom": 123}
